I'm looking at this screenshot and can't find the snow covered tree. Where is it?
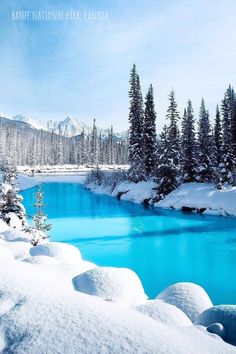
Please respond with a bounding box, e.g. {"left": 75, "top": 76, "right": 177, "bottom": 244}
{"left": 26, "top": 184, "right": 51, "bottom": 246}
{"left": 127, "top": 64, "right": 146, "bottom": 182}
{"left": 154, "top": 92, "right": 181, "bottom": 200}
{"left": 154, "top": 125, "right": 179, "bottom": 200}
{"left": 196, "top": 99, "right": 214, "bottom": 182}
{"left": 91, "top": 119, "right": 98, "bottom": 165}
{"left": 0, "top": 165, "right": 26, "bottom": 227}
{"left": 108, "top": 126, "right": 114, "bottom": 165}
{"left": 144, "top": 84, "right": 157, "bottom": 177}
{"left": 220, "top": 89, "right": 235, "bottom": 184}
{"left": 181, "top": 101, "right": 197, "bottom": 182}
{"left": 214, "top": 105, "right": 222, "bottom": 166}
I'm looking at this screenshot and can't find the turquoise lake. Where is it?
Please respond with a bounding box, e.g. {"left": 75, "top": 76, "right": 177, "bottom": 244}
{"left": 22, "top": 182, "right": 236, "bottom": 305}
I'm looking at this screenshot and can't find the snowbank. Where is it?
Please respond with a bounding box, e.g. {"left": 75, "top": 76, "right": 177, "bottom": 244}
{"left": 73, "top": 267, "right": 147, "bottom": 306}
{"left": 112, "top": 180, "right": 156, "bottom": 203}
{"left": 0, "top": 226, "right": 236, "bottom": 352}
{"left": 87, "top": 179, "right": 236, "bottom": 217}
{"left": 195, "top": 305, "right": 236, "bottom": 346}
{"left": 30, "top": 242, "right": 82, "bottom": 264}
{"left": 156, "top": 183, "right": 236, "bottom": 217}
{"left": 156, "top": 282, "right": 213, "bottom": 322}
{"left": 135, "top": 299, "right": 193, "bottom": 326}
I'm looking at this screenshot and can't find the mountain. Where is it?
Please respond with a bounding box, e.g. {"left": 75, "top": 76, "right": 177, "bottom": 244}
{"left": 5, "top": 114, "right": 127, "bottom": 138}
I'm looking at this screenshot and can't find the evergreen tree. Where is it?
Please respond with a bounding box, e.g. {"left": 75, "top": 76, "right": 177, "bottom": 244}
{"left": 91, "top": 119, "right": 98, "bottom": 165}
{"left": 108, "top": 126, "right": 114, "bottom": 165}
{"left": 220, "top": 89, "right": 235, "bottom": 184}
{"left": 127, "top": 64, "right": 146, "bottom": 182}
{"left": 144, "top": 84, "right": 157, "bottom": 177}
{"left": 196, "top": 99, "right": 214, "bottom": 182}
{"left": 181, "top": 101, "right": 197, "bottom": 182}
{"left": 224, "top": 85, "right": 236, "bottom": 154}
{"left": 25, "top": 184, "right": 51, "bottom": 246}
{"left": 214, "top": 105, "right": 222, "bottom": 166}
{"left": 154, "top": 125, "right": 179, "bottom": 200}
{"left": 155, "top": 91, "right": 180, "bottom": 200}
{"left": 0, "top": 165, "right": 26, "bottom": 227}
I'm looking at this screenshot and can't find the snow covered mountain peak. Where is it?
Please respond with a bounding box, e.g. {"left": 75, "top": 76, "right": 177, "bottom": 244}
{"left": 1, "top": 112, "right": 127, "bottom": 138}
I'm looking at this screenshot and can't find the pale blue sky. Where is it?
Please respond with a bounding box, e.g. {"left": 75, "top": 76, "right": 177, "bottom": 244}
{"left": 0, "top": 0, "right": 235, "bottom": 131}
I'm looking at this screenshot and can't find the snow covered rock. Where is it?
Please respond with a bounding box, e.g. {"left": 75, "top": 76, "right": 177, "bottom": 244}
{"left": 112, "top": 180, "right": 156, "bottom": 203}
{"left": 30, "top": 242, "right": 82, "bottom": 263}
{"left": 1, "top": 241, "right": 30, "bottom": 260}
{"left": 206, "top": 323, "right": 226, "bottom": 339}
{"left": 195, "top": 305, "right": 236, "bottom": 346}
{"left": 73, "top": 267, "right": 147, "bottom": 305}
{"left": 23, "top": 255, "right": 59, "bottom": 266}
{"left": 135, "top": 299, "right": 192, "bottom": 327}
{"left": 156, "top": 282, "right": 213, "bottom": 322}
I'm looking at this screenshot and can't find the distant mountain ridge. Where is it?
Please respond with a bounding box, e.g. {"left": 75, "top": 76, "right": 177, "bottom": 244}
{"left": 0, "top": 113, "right": 127, "bottom": 138}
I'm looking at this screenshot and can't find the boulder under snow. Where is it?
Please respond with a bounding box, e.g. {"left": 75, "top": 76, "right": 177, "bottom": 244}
{"left": 30, "top": 242, "right": 82, "bottom": 264}
{"left": 195, "top": 305, "right": 236, "bottom": 346}
{"left": 73, "top": 266, "right": 147, "bottom": 306}
{"left": 135, "top": 299, "right": 192, "bottom": 327}
{"left": 156, "top": 282, "right": 213, "bottom": 322}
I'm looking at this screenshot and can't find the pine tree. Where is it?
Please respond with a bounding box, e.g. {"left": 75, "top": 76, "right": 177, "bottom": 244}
{"left": 108, "top": 126, "right": 114, "bottom": 165}
{"left": 196, "top": 99, "right": 214, "bottom": 182}
{"left": 181, "top": 100, "right": 197, "bottom": 182}
{"left": 91, "top": 119, "right": 98, "bottom": 165}
{"left": 154, "top": 125, "right": 178, "bottom": 200}
{"left": 220, "top": 89, "right": 235, "bottom": 184}
{"left": 127, "top": 64, "right": 146, "bottom": 182}
{"left": 155, "top": 91, "right": 180, "bottom": 200}
{"left": 214, "top": 105, "right": 222, "bottom": 166}
{"left": 0, "top": 165, "right": 26, "bottom": 227}
{"left": 144, "top": 84, "right": 157, "bottom": 177}
{"left": 26, "top": 184, "right": 51, "bottom": 246}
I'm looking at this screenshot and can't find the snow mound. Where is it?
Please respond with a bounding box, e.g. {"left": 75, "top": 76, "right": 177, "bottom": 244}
{"left": 58, "top": 260, "right": 97, "bottom": 278}
{"left": 1, "top": 241, "right": 30, "bottom": 260}
{"left": 0, "top": 244, "right": 14, "bottom": 259}
{"left": 112, "top": 180, "right": 156, "bottom": 203}
{"left": 135, "top": 299, "right": 192, "bottom": 326}
{"left": 23, "top": 255, "right": 59, "bottom": 266}
{"left": 73, "top": 267, "right": 147, "bottom": 305}
{"left": 156, "top": 183, "right": 236, "bottom": 216}
{"left": 0, "top": 219, "right": 10, "bottom": 233}
{"left": 30, "top": 242, "right": 82, "bottom": 263}
{"left": 195, "top": 305, "right": 236, "bottom": 346}
{"left": 156, "top": 282, "right": 213, "bottom": 322}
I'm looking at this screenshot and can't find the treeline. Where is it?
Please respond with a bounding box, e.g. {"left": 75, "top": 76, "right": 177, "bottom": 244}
{"left": 0, "top": 118, "right": 128, "bottom": 166}
{"left": 128, "top": 64, "right": 236, "bottom": 200}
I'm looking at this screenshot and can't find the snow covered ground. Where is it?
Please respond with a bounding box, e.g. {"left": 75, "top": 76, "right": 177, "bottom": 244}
{"left": 1, "top": 172, "right": 236, "bottom": 351}
{"left": 18, "top": 164, "right": 129, "bottom": 176}
{"left": 87, "top": 180, "right": 236, "bottom": 217}
{"left": 0, "top": 224, "right": 236, "bottom": 353}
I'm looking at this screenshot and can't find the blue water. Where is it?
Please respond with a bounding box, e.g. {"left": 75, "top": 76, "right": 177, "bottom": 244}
{"left": 22, "top": 182, "right": 236, "bottom": 305}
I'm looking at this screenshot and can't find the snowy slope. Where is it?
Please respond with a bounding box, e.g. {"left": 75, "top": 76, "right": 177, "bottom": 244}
{"left": 0, "top": 226, "right": 236, "bottom": 353}
{"left": 155, "top": 183, "right": 236, "bottom": 217}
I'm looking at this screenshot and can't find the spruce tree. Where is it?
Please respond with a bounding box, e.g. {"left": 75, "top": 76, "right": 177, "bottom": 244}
{"left": 181, "top": 100, "right": 197, "bottom": 182}
{"left": 214, "top": 105, "right": 222, "bottom": 166}
{"left": 154, "top": 125, "right": 178, "bottom": 200}
{"left": 155, "top": 91, "right": 180, "bottom": 200}
{"left": 127, "top": 64, "right": 145, "bottom": 182}
{"left": 0, "top": 165, "right": 26, "bottom": 227}
{"left": 91, "top": 119, "right": 98, "bottom": 165}
{"left": 220, "top": 89, "right": 235, "bottom": 184}
{"left": 25, "top": 184, "right": 51, "bottom": 246}
{"left": 196, "top": 99, "right": 214, "bottom": 182}
{"left": 144, "top": 84, "right": 157, "bottom": 177}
